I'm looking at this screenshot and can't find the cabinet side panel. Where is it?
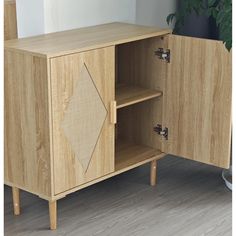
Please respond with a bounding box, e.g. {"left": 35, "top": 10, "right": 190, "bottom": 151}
{"left": 4, "top": 50, "right": 52, "bottom": 197}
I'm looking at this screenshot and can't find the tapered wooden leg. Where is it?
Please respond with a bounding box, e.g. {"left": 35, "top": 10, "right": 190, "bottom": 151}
{"left": 12, "top": 187, "right": 20, "bottom": 215}
{"left": 49, "top": 201, "right": 57, "bottom": 230}
{"left": 150, "top": 160, "right": 157, "bottom": 186}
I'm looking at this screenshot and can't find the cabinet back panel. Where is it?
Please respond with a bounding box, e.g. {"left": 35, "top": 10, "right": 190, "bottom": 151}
{"left": 163, "top": 35, "right": 232, "bottom": 168}
{"left": 117, "top": 37, "right": 167, "bottom": 150}
{"left": 50, "top": 47, "right": 115, "bottom": 195}
{"left": 117, "top": 100, "right": 162, "bottom": 150}
{"left": 117, "top": 37, "right": 167, "bottom": 89}
{"left": 4, "top": 51, "right": 52, "bottom": 197}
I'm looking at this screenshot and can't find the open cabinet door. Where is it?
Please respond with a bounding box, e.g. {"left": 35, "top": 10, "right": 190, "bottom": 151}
{"left": 162, "top": 35, "right": 231, "bottom": 168}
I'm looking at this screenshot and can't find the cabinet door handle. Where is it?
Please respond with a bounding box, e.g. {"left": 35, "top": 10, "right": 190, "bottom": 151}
{"left": 110, "top": 101, "right": 117, "bottom": 124}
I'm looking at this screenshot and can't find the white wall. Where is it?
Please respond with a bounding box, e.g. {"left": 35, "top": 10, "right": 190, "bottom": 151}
{"left": 16, "top": 0, "right": 45, "bottom": 38}
{"left": 17, "top": 0, "right": 136, "bottom": 37}
{"left": 16, "top": 0, "right": 176, "bottom": 38}
{"left": 136, "top": 0, "right": 176, "bottom": 28}
{"left": 44, "top": 0, "right": 136, "bottom": 34}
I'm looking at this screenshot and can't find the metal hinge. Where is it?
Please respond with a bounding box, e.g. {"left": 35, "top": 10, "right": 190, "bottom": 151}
{"left": 155, "top": 48, "right": 170, "bottom": 63}
{"left": 154, "top": 124, "right": 168, "bottom": 140}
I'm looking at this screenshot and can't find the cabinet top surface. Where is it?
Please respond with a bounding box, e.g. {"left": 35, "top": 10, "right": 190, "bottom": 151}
{"left": 5, "top": 22, "right": 171, "bottom": 58}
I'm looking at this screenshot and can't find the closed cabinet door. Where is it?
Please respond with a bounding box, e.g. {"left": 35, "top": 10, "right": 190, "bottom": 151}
{"left": 162, "top": 35, "right": 232, "bottom": 168}
{"left": 50, "top": 47, "right": 115, "bottom": 194}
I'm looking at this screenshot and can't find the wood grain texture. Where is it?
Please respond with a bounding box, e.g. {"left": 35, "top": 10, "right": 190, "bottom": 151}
{"left": 52, "top": 143, "right": 165, "bottom": 200}
{"left": 49, "top": 201, "right": 57, "bottom": 230}
{"left": 116, "top": 84, "right": 162, "bottom": 109}
{"left": 163, "top": 35, "right": 232, "bottom": 168}
{"left": 61, "top": 64, "right": 107, "bottom": 172}
{"left": 12, "top": 187, "right": 20, "bottom": 215}
{"left": 150, "top": 160, "right": 157, "bottom": 186}
{"left": 110, "top": 101, "right": 117, "bottom": 124}
{"left": 4, "top": 156, "right": 232, "bottom": 235}
{"left": 5, "top": 23, "right": 171, "bottom": 58}
{"left": 117, "top": 37, "right": 167, "bottom": 150}
{"left": 4, "top": 0, "right": 17, "bottom": 40}
{"left": 4, "top": 50, "right": 52, "bottom": 197}
{"left": 4, "top": 22, "right": 232, "bottom": 231}
{"left": 50, "top": 47, "right": 115, "bottom": 195}
{"left": 115, "top": 141, "right": 163, "bottom": 171}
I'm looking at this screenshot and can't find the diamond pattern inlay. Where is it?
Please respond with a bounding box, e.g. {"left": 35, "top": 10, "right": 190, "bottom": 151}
{"left": 61, "top": 63, "right": 107, "bottom": 172}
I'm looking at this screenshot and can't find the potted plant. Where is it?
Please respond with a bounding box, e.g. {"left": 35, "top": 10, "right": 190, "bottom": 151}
{"left": 167, "top": 0, "right": 232, "bottom": 51}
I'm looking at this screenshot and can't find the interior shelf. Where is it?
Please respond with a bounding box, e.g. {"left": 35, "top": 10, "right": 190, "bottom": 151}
{"left": 115, "top": 140, "right": 164, "bottom": 171}
{"left": 116, "top": 84, "right": 162, "bottom": 109}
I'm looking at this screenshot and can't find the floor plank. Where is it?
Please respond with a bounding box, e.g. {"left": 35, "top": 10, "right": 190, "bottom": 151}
{"left": 4, "top": 155, "right": 232, "bottom": 236}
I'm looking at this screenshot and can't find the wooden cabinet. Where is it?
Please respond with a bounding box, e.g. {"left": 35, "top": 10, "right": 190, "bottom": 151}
{"left": 4, "top": 23, "right": 231, "bottom": 230}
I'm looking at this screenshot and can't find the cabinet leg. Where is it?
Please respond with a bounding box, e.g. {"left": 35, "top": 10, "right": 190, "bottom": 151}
{"left": 150, "top": 160, "right": 157, "bottom": 186}
{"left": 12, "top": 187, "right": 20, "bottom": 215}
{"left": 49, "top": 200, "right": 57, "bottom": 230}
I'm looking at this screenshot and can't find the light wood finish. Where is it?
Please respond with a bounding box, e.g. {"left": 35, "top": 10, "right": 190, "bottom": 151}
{"left": 12, "top": 187, "right": 20, "bottom": 215}
{"left": 49, "top": 149, "right": 165, "bottom": 200}
{"left": 4, "top": 51, "right": 52, "bottom": 197}
{"left": 5, "top": 23, "right": 171, "bottom": 58}
{"left": 163, "top": 35, "right": 232, "bottom": 168}
{"left": 4, "top": 0, "right": 20, "bottom": 216}
{"left": 116, "top": 84, "right": 162, "bottom": 109}
{"left": 49, "top": 142, "right": 164, "bottom": 200}
{"left": 117, "top": 37, "right": 167, "bottom": 151}
{"left": 150, "top": 160, "right": 157, "bottom": 186}
{"left": 115, "top": 141, "right": 163, "bottom": 171}
{"left": 61, "top": 63, "right": 108, "bottom": 172}
{"left": 50, "top": 47, "right": 115, "bottom": 194}
{"left": 4, "top": 0, "right": 17, "bottom": 40}
{"left": 49, "top": 201, "right": 57, "bottom": 230}
{"left": 110, "top": 101, "right": 117, "bottom": 124}
{"left": 5, "top": 182, "right": 54, "bottom": 201}
{"left": 4, "top": 22, "right": 232, "bottom": 231}
{"left": 4, "top": 157, "right": 232, "bottom": 235}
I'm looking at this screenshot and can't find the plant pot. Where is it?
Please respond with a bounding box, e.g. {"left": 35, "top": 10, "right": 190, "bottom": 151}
{"left": 176, "top": 1, "right": 219, "bottom": 40}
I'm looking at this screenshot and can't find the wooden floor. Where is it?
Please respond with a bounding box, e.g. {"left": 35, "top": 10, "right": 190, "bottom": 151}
{"left": 4, "top": 155, "right": 232, "bottom": 236}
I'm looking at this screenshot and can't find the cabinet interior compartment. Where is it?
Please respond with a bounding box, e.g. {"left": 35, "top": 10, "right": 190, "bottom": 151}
{"left": 115, "top": 36, "right": 166, "bottom": 171}
{"left": 115, "top": 37, "right": 166, "bottom": 110}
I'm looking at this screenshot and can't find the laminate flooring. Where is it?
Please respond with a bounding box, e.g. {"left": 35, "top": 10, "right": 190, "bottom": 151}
{"left": 4, "top": 155, "right": 232, "bottom": 236}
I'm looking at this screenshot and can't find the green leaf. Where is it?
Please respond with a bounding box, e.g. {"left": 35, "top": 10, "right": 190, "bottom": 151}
{"left": 224, "top": 40, "right": 232, "bottom": 52}
{"left": 166, "top": 13, "right": 176, "bottom": 25}
{"left": 208, "top": 0, "right": 217, "bottom": 7}
{"left": 166, "top": 0, "right": 232, "bottom": 51}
